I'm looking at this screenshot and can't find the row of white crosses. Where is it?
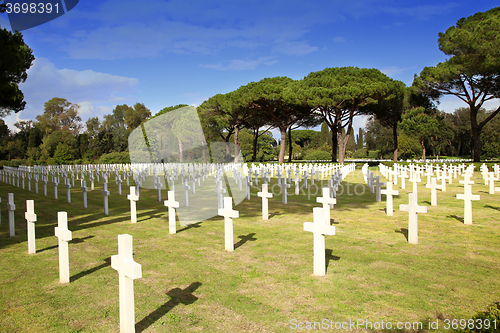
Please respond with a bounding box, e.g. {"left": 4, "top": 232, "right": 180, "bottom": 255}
{"left": 457, "top": 168, "right": 480, "bottom": 225}
{"left": 16, "top": 195, "right": 142, "bottom": 333}
{"left": 379, "top": 163, "right": 487, "bottom": 245}
{"left": 480, "top": 164, "right": 500, "bottom": 194}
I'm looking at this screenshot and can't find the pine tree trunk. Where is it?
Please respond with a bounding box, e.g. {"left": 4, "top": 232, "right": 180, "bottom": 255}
{"left": 278, "top": 128, "right": 287, "bottom": 163}
{"left": 288, "top": 127, "right": 292, "bottom": 163}
{"left": 393, "top": 123, "right": 398, "bottom": 162}
{"left": 471, "top": 122, "right": 482, "bottom": 162}
{"left": 330, "top": 126, "right": 337, "bottom": 162}
{"left": 234, "top": 125, "right": 240, "bottom": 163}
{"left": 252, "top": 128, "right": 258, "bottom": 162}
{"left": 421, "top": 138, "right": 426, "bottom": 163}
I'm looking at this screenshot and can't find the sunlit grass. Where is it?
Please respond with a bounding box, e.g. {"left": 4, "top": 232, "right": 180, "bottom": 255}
{"left": 0, "top": 164, "right": 499, "bottom": 332}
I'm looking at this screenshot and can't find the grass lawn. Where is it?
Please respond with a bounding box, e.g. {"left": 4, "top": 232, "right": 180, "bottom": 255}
{"left": 0, "top": 164, "right": 499, "bottom": 332}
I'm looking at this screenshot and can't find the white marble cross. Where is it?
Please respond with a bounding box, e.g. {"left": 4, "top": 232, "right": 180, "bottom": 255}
{"left": 373, "top": 176, "right": 385, "bottom": 202}
{"left": 399, "top": 193, "right": 427, "bottom": 244}
{"left": 53, "top": 177, "right": 59, "bottom": 199}
{"left": 486, "top": 172, "right": 498, "bottom": 194}
{"left": 400, "top": 170, "right": 408, "bottom": 190}
{"left": 8, "top": 193, "right": 15, "bottom": 237}
{"left": 81, "top": 180, "right": 88, "bottom": 208}
{"left": 438, "top": 171, "right": 447, "bottom": 191}
{"left": 25, "top": 200, "right": 37, "bottom": 254}
{"left": 257, "top": 183, "right": 273, "bottom": 220}
{"left": 245, "top": 176, "right": 251, "bottom": 200}
{"left": 456, "top": 181, "right": 480, "bottom": 225}
{"left": 164, "top": 191, "right": 180, "bottom": 234}
{"left": 127, "top": 187, "right": 140, "bottom": 223}
{"left": 316, "top": 187, "right": 336, "bottom": 225}
{"left": 111, "top": 234, "right": 142, "bottom": 333}
{"left": 182, "top": 180, "right": 190, "bottom": 206}
{"left": 381, "top": 181, "right": 399, "bottom": 216}
{"left": 367, "top": 172, "right": 375, "bottom": 193}
{"left": 293, "top": 174, "right": 301, "bottom": 195}
{"left": 425, "top": 177, "right": 442, "bottom": 206}
{"left": 102, "top": 182, "right": 110, "bottom": 215}
{"left": 34, "top": 174, "right": 39, "bottom": 194}
{"left": 154, "top": 176, "right": 163, "bottom": 202}
{"left": 116, "top": 175, "right": 123, "bottom": 195}
{"left": 218, "top": 197, "right": 239, "bottom": 252}
{"left": 409, "top": 172, "right": 420, "bottom": 198}
{"left": 214, "top": 180, "right": 226, "bottom": 208}
{"left": 55, "top": 212, "right": 72, "bottom": 283}
{"left": 279, "top": 179, "right": 290, "bottom": 204}
{"left": 303, "top": 207, "right": 336, "bottom": 276}
{"left": 65, "top": 178, "right": 72, "bottom": 203}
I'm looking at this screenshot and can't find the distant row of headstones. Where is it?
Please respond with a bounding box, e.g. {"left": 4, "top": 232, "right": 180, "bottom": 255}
{"left": 5, "top": 161, "right": 497, "bottom": 332}
{"left": 372, "top": 162, "right": 499, "bottom": 244}
{"left": 1, "top": 161, "right": 356, "bottom": 333}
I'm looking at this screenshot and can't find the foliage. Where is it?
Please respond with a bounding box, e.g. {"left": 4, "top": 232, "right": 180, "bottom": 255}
{"left": 53, "top": 143, "right": 76, "bottom": 165}
{"left": 356, "top": 128, "right": 364, "bottom": 150}
{"left": 241, "top": 76, "right": 313, "bottom": 163}
{"left": 236, "top": 129, "right": 276, "bottom": 162}
{"left": 399, "top": 107, "right": 440, "bottom": 161}
{"left": 198, "top": 92, "right": 251, "bottom": 162}
{"left": 40, "top": 130, "right": 78, "bottom": 161}
{"left": 36, "top": 98, "right": 82, "bottom": 136}
{"left": 458, "top": 302, "right": 500, "bottom": 333}
{"left": 97, "top": 151, "right": 131, "bottom": 164}
{"left": 292, "top": 67, "right": 398, "bottom": 163}
{"left": 353, "top": 148, "right": 367, "bottom": 159}
{"left": 289, "top": 129, "right": 317, "bottom": 148}
{"left": 364, "top": 117, "right": 394, "bottom": 158}
{"left": 481, "top": 108, "right": 500, "bottom": 159}
{"left": 398, "top": 133, "right": 422, "bottom": 159}
{"left": 303, "top": 149, "right": 331, "bottom": 160}
{"left": 0, "top": 28, "right": 35, "bottom": 116}
{"left": 413, "top": 6, "right": 500, "bottom": 162}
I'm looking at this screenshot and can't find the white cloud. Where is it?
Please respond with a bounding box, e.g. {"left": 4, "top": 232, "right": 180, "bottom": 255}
{"left": 380, "top": 66, "right": 406, "bottom": 77}
{"left": 273, "top": 41, "right": 319, "bottom": 56}
{"left": 9, "top": 58, "right": 138, "bottom": 126}
{"left": 200, "top": 57, "right": 277, "bottom": 71}
{"left": 381, "top": 3, "right": 461, "bottom": 20}
{"left": 332, "top": 36, "right": 346, "bottom": 43}
{"left": 438, "top": 95, "right": 500, "bottom": 114}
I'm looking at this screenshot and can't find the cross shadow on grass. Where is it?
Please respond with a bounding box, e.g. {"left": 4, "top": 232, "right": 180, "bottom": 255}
{"left": 136, "top": 282, "right": 202, "bottom": 333}
{"left": 269, "top": 211, "right": 281, "bottom": 218}
{"left": 395, "top": 228, "right": 408, "bottom": 242}
{"left": 325, "top": 249, "right": 340, "bottom": 273}
{"left": 448, "top": 214, "right": 464, "bottom": 223}
{"left": 70, "top": 235, "right": 94, "bottom": 244}
{"left": 234, "top": 232, "right": 257, "bottom": 250}
{"left": 71, "top": 257, "right": 111, "bottom": 283}
{"left": 36, "top": 244, "right": 58, "bottom": 253}
{"left": 176, "top": 222, "right": 202, "bottom": 234}
{"left": 485, "top": 204, "right": 500, "bottom": 211}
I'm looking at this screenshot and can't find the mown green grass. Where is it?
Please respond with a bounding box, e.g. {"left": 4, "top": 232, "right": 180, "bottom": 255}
{"left": 0, "top": 165, "right": 499, "bottom": 332}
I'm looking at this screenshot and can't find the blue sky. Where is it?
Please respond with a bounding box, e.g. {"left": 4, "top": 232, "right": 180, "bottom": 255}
{"left": 1, "top": 1, "right": 498, "bottom": 139}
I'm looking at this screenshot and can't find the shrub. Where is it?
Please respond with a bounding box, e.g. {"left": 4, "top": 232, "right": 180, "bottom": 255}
{"left": 97, "top": 152, "right": 131, "bottom": 164}
{"left": 353, "top": 148, "right": 368, "bottom": 159}
{"left": 482, "top": 142, "right": 500, "bottom": 160}
{"left": 303, "top": 150, "right": 332, "bottom": 161}
{"left": 458, "top": 301, "right": 500, "bottom": 333}
{"left": 368, "top": 150, "right": 381, "bottom": 159}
